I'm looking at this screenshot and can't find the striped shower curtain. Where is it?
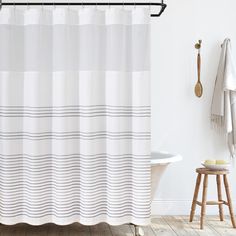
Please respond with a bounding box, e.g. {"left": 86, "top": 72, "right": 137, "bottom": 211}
{"left": 0, "top": 7, "right": 150, "bottom": 226}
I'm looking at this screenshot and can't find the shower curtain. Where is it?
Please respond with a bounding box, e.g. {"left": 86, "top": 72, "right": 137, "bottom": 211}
{"left": 0, "top": 7, "right": 150, "bottom": 226}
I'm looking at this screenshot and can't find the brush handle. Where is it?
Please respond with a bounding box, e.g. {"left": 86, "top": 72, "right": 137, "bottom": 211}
{"left": 197, "top": 53, "right": 201, "bottom": 82}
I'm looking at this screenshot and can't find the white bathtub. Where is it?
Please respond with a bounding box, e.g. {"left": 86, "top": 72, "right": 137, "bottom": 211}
{"left": 151, "top": 152, "right": 182, "bottom": 199}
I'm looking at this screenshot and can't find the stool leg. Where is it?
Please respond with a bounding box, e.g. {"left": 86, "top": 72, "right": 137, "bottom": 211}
{"left": 190, "top": 173, "right": 202, "bottom": 222}
{"left": 200, "top": 174, "right": 208, "bottom": 230}
{"left": 216, "top": 175, "right": 224, "bottom": 221}
{"left": 223, "top": 174, "right": 236, "bottom": 228}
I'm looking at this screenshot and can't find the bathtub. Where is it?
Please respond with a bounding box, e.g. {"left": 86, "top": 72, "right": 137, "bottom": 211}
{"left": 151, "top": 152, "right": 182, "bottom": 199}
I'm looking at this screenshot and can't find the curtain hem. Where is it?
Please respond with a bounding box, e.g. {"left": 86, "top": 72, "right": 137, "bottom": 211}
{"left": 0, "top": 216, "right": 150, "bottom": 226}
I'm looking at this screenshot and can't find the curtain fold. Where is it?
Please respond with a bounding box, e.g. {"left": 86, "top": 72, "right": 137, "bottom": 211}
{"left": 0, "top": 7, "right": 150, "bottom": 226}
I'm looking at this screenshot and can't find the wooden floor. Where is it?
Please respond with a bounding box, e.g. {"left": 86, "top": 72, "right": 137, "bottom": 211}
{"left": 0, "top": 216, "right": 235, "bottom": 236}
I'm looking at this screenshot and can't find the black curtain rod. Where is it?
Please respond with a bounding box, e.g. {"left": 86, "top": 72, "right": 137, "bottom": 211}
{"left": 0, "top": 2, "right": 167, "bottom": 17}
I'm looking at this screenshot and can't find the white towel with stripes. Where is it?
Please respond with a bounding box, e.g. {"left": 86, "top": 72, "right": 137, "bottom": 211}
{"left": 211, "top": 38, "right": 236, "bottom": 157}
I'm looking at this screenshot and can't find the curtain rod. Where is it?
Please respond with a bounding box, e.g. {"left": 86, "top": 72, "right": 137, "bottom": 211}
{"left": 0, "top": 2, "right": 167, "bottom": 17}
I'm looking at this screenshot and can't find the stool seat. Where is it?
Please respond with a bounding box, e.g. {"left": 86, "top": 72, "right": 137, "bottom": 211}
{"left": 196, "top": 167, "right": 229, "bottom": 175}
{"left": 190, "top": 167, "right": 236, "bottom": 230}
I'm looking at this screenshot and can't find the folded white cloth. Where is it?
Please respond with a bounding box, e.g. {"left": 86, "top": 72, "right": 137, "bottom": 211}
{"left": 211, "top": 38, "right": 236, "bottom": 157}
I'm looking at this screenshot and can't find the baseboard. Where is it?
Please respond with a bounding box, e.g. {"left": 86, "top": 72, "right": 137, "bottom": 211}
{"left": 151, "top": 199, "right": 236, "bottom": 215}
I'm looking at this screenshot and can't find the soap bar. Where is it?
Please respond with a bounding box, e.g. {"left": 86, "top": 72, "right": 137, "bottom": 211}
{"left": 216, "top": 160, "right": 228, "bottom": 165}
{"left": 204, "top": 160, "right": 216, "bottom": 165}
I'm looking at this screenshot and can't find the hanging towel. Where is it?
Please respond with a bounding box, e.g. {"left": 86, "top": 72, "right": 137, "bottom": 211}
{"left": 211, "top": 38, "right": 236, "bottom": 157}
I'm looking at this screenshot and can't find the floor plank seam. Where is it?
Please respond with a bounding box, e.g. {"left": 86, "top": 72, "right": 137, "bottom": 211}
{"left": 161, "top": 216, "right": 179, "bottom": 236}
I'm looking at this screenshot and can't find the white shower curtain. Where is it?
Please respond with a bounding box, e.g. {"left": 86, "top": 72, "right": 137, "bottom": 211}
{"left": 0, "top": 7, "right": 150, "bottom": 226}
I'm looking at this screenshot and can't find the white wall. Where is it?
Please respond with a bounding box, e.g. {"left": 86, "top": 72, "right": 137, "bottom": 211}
{"left": 151, "top": 0, "right": 236, "bottom": 215}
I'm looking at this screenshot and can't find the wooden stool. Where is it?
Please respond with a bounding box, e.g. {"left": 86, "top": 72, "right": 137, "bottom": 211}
{"left": 189, "top": 168, "right": 236, "bottom": 229}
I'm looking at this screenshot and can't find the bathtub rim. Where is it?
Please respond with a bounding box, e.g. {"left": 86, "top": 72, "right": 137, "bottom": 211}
{"left": 151, "top": 152, "right": 182, "bottom": 165}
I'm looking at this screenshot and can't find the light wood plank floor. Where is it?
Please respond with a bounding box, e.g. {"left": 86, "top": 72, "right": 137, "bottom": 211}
{"left": 0, "top": 216, "right": 235, "bottom": 236}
